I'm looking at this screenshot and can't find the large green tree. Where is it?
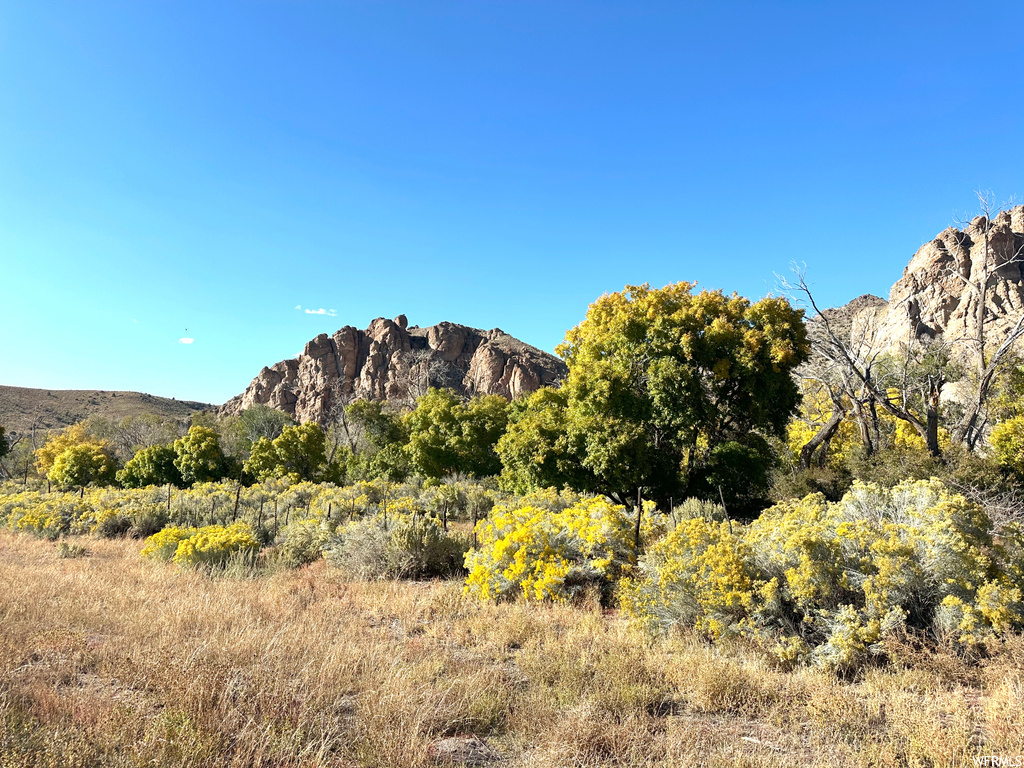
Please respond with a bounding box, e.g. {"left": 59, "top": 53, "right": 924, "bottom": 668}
{"left": 244, "top": 422, "right": 330, "bottom": 482}
{"left": 48, "top": 443, "right": 118, "bottom": 489}
{"left": 173, "top": 426, "right": 227, "bottom": 486}
{"left": 406, "top": 390, "right": 510, "bottom": 479}
{"left": 498, "top": 283, "right": 809, "bottom": 509}
{"left": 117, "top": 444, "right": 183, "bottom": 488}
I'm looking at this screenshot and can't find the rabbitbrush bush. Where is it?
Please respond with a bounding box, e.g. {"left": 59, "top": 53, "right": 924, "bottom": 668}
{"left": 464, "top": 495, "right": 650, "bottom": 603}
{"left": 620, "top": 478, "right": 1024, "bottom": 673}
{"left": 141, "top": 522, "right": 259, "bottom": 568}
{"left": 1, "top": 491, "right": 92, "bottom": 539}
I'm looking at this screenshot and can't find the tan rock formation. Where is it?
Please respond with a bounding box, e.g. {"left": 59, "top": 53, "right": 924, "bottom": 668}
{"left": 855, "top": 206, "right": 1024, "bottom": 353}
{"left": 222, "top": 318, "right": 567, "bottom": 423}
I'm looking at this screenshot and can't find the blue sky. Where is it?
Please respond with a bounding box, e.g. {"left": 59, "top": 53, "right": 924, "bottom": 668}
{"left": 2, "top": 1, "right": 1023, "bottom": 404}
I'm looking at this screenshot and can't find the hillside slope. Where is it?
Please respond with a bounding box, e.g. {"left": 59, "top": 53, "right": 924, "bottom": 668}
{"left": 0, "top": 385, "right": 211, "bottom": 435}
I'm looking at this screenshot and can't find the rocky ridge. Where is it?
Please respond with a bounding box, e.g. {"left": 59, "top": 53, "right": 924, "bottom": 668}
{"left": 837, "top": 206, "right": 1024, "bottom": 354}
{"left": 222, "top": 316, "right": 567, "bottom": 423}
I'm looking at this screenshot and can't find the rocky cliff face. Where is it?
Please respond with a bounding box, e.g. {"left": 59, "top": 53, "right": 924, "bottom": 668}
{"left": 842, "top": 206, "right": 1024, "bottom": 353}
{"left": 223, "top": 316, "right": 568, "bottom": 423}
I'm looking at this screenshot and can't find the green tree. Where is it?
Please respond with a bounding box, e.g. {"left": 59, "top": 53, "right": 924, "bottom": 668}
{"left": 243, "top": 422, "right": 329, "bottom": 482}
{"left": 406, "top": 389, "right": 462, "bottom": 478}
{"left": 48, "top": 443, "right": 117, "bottom": 489}
{"left": 0, "top": 425, "right": 8, "bottom": 463}
{"left": 346, "top": 399, "right": 408, "bottom": 450}
{"left": 173, "top": 426, "right": 227, "bottom": 486}
{"left": 370, "top": 443, "right": 413, "bottom": 483}
{"left": 117, "top": 444, "right": 183, "bottom": 488}
{"left": 459, "top": 395, "right": 511, "bottom": 477}
{"left": 406, "top": 390, "right": 509, "bottom": 479}
{"left": 34, "top": 423, "right": 118, "bottom": 489}
{"left": 497, "top": 387, "right": 590, "bottom": 494}
{"left": 501, "top": 283, "right": 809, "bottom": 509}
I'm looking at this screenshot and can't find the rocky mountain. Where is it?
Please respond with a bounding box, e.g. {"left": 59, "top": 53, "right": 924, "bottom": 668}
{"left": 837, "top": 206, "right": 1024, "bottom": 354}
{"left": 223, "top": 316, "right": 568, "bottom": 423}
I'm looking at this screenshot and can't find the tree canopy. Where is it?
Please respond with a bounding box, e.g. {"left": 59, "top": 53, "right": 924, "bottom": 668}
{"left": 117, "top": 444, "right": 183, "bottom": 488}
{"left": 406, "top": 389, "right": 509, "bottom": 479}
{"left": 499, "top": 283, "right": 809, "bottom": 509}
{"left": 35, "top": 424, "right": 119, "bottom": 490}
{"left": 173, "top": 426, "right": 227, "bottom": 486}
{"left": 244, "top": 423, "right": 330, "bottom": 482}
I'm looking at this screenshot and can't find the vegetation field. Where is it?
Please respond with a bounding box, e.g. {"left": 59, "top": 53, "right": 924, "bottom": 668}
{"left": 7, "top": 276, "right": 1024, "bottom": 767}
{"left": 3, "top": 528, "right": 1023, "bottom": 768}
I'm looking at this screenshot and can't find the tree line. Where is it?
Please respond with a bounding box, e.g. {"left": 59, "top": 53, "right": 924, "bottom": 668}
{"left": 6, "top": 271, "right": 1024, "bottom": 516}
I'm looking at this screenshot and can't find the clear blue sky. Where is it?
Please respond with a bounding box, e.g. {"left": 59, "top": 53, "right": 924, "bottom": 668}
{"left": 3, "top": 2, "right": 1023, "bottom": 404}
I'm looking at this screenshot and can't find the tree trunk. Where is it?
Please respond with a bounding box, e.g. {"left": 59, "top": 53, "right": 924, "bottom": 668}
{"left": 799, "top": 410, "right": 844, "bottom": 470}
{"left": 925, "top": 381, "right": 942, "bottom": 457}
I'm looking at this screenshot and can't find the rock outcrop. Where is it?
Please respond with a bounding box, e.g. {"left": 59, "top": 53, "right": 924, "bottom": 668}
{"left": 223, "top": 318, "right": 568, "bottom": 423}
{"left": 839, "top": 206, "right": 1024, "bottom": 354}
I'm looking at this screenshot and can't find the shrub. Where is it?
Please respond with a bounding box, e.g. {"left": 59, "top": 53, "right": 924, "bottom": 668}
{"left": 387, "top": 514, "right": 469, "bottom": 579}
{"left": 140, "top": 526, "right": 196, "bottom": 561}
{"left": 56, "top": 540, "right": 88, "bottom": 559}
{"left": 991, "top": 415, "right": 1024, "bottom": 479}
{"left": 276, "top": 519, "right": 334, "bottom": 568}
{"left": 621, "top": 479, "right": 1024, "bottom": 673}
{"left": 128, "top": 504, "right": 170, "bottom": 538}
{"left": 324, "top": 517, "right": 390, "bottom": 579}
{"left": 464, "top": 496, "right": 638, "bottom": 604}
{"left": 92, "top": 507, "right": 133, "bottom": 538}
{"left": 141, "top": 523, "right": 259, "bottom": 569}
{"left": 5, "top": 495, "right": 90, "bottom": 540}
{"left": 325, "top": 514, "right": 469, "bottom": 580}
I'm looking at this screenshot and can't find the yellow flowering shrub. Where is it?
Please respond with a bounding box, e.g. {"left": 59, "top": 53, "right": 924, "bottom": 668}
{"left": 991, "top": 415, "right": 1024, "bottom": 478}
{"left": 619, "top": 518, "right": 756, "bottom": 640}
{"left": 464, "top": 496, "right": 638, "bottom": 604}
{"left": 622, "top": 479, "right": 1024, "bottom": 672}
{"left": 140, "top": 526, "right": 195, "bottom": 561}
{"left": 1, "top": 491, "right": 92, "bottom": 540}
{"left": 141, "top": 523, "right": 259, "bottom": 568}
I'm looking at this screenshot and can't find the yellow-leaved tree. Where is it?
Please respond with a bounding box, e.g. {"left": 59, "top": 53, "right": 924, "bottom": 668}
{"left": 498, "top": 282, "right": 809, "bottom": 513}
{"left": 35, "top": 424, "right": 117, "bottom": 489}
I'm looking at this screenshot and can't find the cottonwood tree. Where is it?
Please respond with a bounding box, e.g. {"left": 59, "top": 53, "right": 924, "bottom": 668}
{"left": 173, "top": 426, "right": 227, "bottom": 486}
{"left": 405, "top": 389, "right": 509, "bottom": 479}
{"left": 499, "top": 282, "right": 810, "bottom": 510}
{"left": 117, "top": 444, "right": 183, "bottom": 488}
{"left": 244, "top": 422, "right": 330, "bottom": 482}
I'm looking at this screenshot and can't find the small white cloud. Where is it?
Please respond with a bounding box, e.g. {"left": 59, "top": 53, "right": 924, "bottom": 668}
{"left": 295, "top": 304, "right": 302, "bottom": 310}
{"left": 179, "top": 337, "right": 195, "bottom": 344}
{"left": 132, "top": 318, "right": 138, "bottom": 324}
{"left": 304, "top": 308, "right": 337, "bottom": 316}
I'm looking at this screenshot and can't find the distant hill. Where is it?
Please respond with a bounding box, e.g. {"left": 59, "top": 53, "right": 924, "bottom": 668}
{"left": 0, "top": 385, "right": 212, "bottom": 435}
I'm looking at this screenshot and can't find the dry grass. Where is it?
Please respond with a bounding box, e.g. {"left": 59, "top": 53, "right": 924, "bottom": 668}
{"left": 1, "top": 529, "right": 1020, "bottom": 767}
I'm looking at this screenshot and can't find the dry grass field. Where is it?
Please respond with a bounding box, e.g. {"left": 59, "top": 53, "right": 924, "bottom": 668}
{"left": 2, "top": 529, "right": 1022, "bottom": 767}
